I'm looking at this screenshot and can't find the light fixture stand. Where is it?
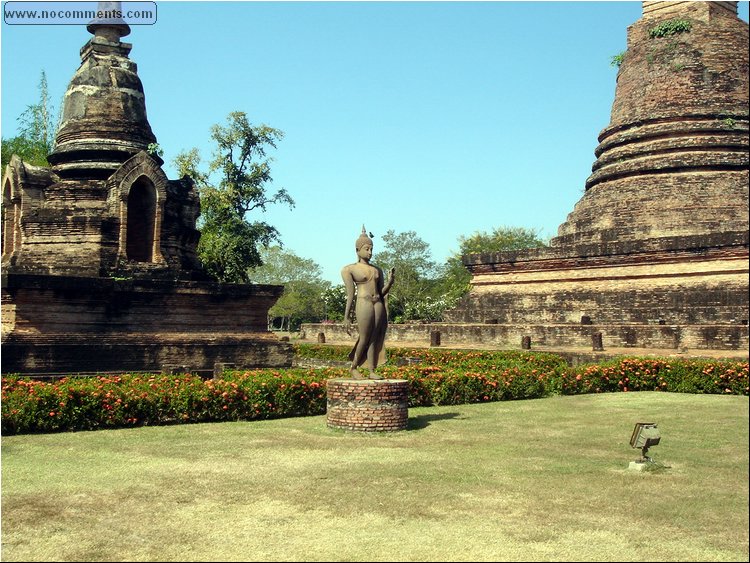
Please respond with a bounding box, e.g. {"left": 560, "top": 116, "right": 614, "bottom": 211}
{"left": 628, "top": 422, "right": 662, "bottom": 471}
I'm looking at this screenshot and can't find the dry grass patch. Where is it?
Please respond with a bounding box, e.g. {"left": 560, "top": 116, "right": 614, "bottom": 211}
{"left": 2, "top": 392, "right": 748, "bottom": 561}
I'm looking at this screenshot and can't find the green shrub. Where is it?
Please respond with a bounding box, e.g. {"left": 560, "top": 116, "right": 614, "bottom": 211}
{"left": 554, "top": 358, "right": 748, "bottom": 396}
{"left": 1, "top": 370, "right": 337, "bottom": 435}
{"left": 2, "top": 349, "right": 746, "bottom": 435}
{"left": 376, "top": 364, "right": 547, "bottom": 407}
{"left": 649, "top": 19, "right": 692, "bottom": 38}
{"left": 610, "top": 52, "right": 625, "bottom": 68}
{"left": 293, "top": 343, "right": 351, "bottom": 362}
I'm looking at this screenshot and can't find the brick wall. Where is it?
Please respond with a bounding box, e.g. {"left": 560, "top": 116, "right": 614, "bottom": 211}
{"left": 1, "top": 273, "right": 294, "bottom": 374}
{"left": 302, "top": 321, "right": 748, "bottom": 352}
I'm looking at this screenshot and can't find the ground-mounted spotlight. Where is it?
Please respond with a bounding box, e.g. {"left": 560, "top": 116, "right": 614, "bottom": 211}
{"left": 629, "top": 422, "right": 661, "bottom": 471}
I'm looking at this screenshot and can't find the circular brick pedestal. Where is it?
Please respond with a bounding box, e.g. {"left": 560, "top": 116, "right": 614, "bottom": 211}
{"left": 326, "top": 378, "right": 409, "bottom": 432}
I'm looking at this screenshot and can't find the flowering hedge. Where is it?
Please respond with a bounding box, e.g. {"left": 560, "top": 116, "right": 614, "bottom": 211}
{"left": 2, "top": 347, "right": 747, "bottom": 435}
{"left": 1, "top": 370, "right": 333, "bottom": 435}
{"left": 554, "top": 357, "right": 748, "bottom": 396}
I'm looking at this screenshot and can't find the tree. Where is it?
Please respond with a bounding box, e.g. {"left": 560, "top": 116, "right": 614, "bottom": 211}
{"left": 372, "top": 229, "right": 440, "bottom": 322}
{"left": 440, "top": 226, "right": 548, "bottom": 303}
{"left": 173, "top": 112, "right": 294, "bottom": 283}
{"left": 455, "top": 226, "right": 548, "bottom": 255}
{"left": 1, "top": 71, "right": 57, "bottom": 169}
{"left": 322, "top": 285, "right": 348, "bottom": 322}
{"left": 250, "top": 246, "right": 330, "bottom": 331}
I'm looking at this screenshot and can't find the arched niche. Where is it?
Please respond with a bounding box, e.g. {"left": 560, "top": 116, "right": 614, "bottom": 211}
{"left": 126, "top": 176, "right": 157, "bottom": 262}
{"left": 108, "top": 151, "right": 167, "bottom": 264}
{"left": 2, "top": 176, "right": 15, "bottom": 259}
{"left": 1, "top": 163, "right": 22, "bottom": 263}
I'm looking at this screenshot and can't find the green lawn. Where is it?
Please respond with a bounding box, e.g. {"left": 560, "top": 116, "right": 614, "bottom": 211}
{"left": 1, "top": 392, "right": 748, "bottom": 562}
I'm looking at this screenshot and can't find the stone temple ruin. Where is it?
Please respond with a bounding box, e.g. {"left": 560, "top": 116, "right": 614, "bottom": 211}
{"left": 444, "top": 0, "right": 749, "bottom": 352}
{"left": 450, "top": 2, "right": 748, "bottom": 349}
{"left": 1, "top": 16, "right": 293, "bottom": 374}
{"left": 306, "top": 1, "right": 749, "bottom": 353}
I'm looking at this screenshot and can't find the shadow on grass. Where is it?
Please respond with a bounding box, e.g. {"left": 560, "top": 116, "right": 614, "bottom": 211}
{"left": 407, "top": 411, "right": 462, "bottom": 430}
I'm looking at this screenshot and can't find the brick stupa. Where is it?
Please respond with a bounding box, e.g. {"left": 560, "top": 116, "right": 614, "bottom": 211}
{"left": 444, "top": 1, "right": 749, "bottom": 351}
{"left": 2, "top": 15, "right": 293, "bottom": 374}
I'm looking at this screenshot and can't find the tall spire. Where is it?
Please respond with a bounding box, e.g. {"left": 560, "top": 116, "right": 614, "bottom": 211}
{"left": 86, "top": 1, "right": 131, "bottom": 42}
{"left": 47, "top": 0, "right": 157, "bottom": 179}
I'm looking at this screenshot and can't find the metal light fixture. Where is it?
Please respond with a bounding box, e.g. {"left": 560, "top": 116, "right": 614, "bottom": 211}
{"left": 630, "top": 422, "right": 661, "bottom": 464}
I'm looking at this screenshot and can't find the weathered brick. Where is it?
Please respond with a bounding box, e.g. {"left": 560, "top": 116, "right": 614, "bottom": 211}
{"left": 326, "top": 379, "right": 409, "bottom": 432}
{"left": 303, "top": 6, "right": 748, "bottom": 353}
{"left": 1, "top": 20, "right": 292, "bottom": 375}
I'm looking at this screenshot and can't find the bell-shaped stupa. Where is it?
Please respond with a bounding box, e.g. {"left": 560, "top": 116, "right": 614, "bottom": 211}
{"left": 444, "top": 1, "right": 748, "bottom": 352}
{"left": 553, "top": 0, "right": 748, "bottom": 247}
{"left": 48, "top": 12, "right": 159, "bottom": 179}
{"left": 2, "top": 4, "right": 293, "bottom": 375}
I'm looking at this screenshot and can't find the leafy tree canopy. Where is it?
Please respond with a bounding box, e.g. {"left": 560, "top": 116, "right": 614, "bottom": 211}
{"left": 251, "top": 245, "right": 325, "bottom": 285}
{"left": 456, "top": 226, "right": 548, "bottom": 255}
{"left": 373, "top": 229, "right": 440, "bottom": 322}
{"left": 173, "top": 112, "right": 294, "bottom": 283}
{"left": 322, "top": 285, "right": 348, "bottom": 322}
{"left": 373, "top": 229, "right": 438, "bottom": 283}
{"left": 439, "top": 226, "right": 549, "bottom": 306}
{"left": 1, "top": 71, "right": 57, "bottom": 170}
{"left": 250, "top": 246, "right": 330, "bottom": 331}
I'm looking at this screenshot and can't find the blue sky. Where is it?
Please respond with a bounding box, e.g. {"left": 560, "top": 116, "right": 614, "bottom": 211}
{"left": 2, "top": 1, "right": 749, "bottom": 283}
